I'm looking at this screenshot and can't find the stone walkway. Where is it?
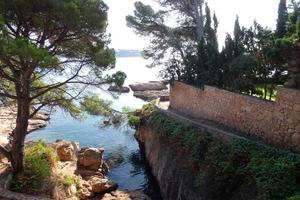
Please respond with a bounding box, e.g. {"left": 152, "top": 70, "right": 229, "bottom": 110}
{"left": 156, "top": 101, "right": 250, "bottom": 141}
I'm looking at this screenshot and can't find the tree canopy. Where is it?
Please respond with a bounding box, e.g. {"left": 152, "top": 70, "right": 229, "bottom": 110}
{"left": 127, "top": 0, "right": 300, "bottom": 98}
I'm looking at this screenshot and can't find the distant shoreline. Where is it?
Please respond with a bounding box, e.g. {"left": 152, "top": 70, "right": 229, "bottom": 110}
{"left": 115, "top": 49, "right": 142, "bottom": 57}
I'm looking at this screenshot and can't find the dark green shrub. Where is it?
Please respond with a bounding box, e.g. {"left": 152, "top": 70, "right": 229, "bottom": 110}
{"left": 248, "top": 152, "right": 300, "bottom": 200}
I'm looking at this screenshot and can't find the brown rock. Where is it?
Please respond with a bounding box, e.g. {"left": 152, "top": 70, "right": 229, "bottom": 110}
{"left": 78, "top": 148, "right": 104, "bottom": 170}
{"left": 53, "top": 140, "right": 78, "bottom": 162}
{"left": 129, "top": 81, "right": 167, "bottom": 91}
{"left": 57, "top": 144, "right": 75, "bottom": 161}
{"left": 88, "top": 176, "right": 118, "bottom": 193}
{"left": 134, "top": 90, "right": 169, "bottom": 101}
{"left": 78, "top": 180, "right": 94, "bottom": 199}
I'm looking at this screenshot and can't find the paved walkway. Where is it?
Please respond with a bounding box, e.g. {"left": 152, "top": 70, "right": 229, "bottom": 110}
{"left": 156, "top": 101, "right": 249, "bottom": 141}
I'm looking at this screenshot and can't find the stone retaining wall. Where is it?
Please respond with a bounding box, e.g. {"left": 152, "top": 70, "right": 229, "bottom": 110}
{"left": 170, "top": 81, "right": 300, "bottom": 151}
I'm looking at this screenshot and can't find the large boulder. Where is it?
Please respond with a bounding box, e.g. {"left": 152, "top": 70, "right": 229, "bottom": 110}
{"left": 78, "top": 180, "right": 94, "bottom": 200}
{"left": 78, "top": 147, "right": 104, "bottom": 171}
{"left": 129, "top": 81, "right": 167, "bottom": 91}
{"left": 52, "top": 140, "right": 79, "bottom": 162}
{"left": 87, "top": 176, "right": 118, "bottom": 193}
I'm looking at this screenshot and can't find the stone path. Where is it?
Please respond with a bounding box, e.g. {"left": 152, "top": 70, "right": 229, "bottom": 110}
{"left": 156, "top": 101, "right": 250, "bottom": 141}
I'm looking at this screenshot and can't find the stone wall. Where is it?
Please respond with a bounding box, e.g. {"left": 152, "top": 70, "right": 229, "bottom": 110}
{"left": 170, "top": 81, "right": 300, "bottom": 151}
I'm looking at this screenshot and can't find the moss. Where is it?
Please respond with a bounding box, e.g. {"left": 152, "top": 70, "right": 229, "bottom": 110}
{"left": 140, "top": 104, "right": 300, "bottom": 200}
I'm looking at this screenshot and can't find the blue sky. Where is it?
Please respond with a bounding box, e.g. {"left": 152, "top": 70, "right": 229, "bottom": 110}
{"left": 106, "top": 0, "right": 280, "bottom": 50}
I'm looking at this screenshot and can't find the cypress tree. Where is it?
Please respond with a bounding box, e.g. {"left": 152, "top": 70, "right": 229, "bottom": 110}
{"left": 234, "top": 16, "right": 243, "bottom": 41}
{"left": 276, "top": 0, "right": 288, "bottom": 38}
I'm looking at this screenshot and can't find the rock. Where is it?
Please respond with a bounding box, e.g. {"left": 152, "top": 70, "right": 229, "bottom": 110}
{"left": 57, "top": 144, "right": 75, "bottom": 161}
{"left": 32, "top": 112, "right": 50, "bottom": 121}
{"left": 77, "top": 169, "right": 104, "bottom": 177}
{"left": 129, "top": 81, "right": 167, "bottom": 91}
{"left": 78, "top": 180, "right": 94, "bottom": 199}
{"left": 102, "top": 161, "right": 110, "bottom": 174}
{"left": 87, "top": 176, "right": 118, "bottom": 193}
{"left": 0, "top": 106, "right": 49, "bottom": 136}
{"left": 134, "top": 90, "right": 170, "bottom": 101}
{"left": 27, "top": 119, "right": 48, "bottom": 132}
{"left": 108, "top": 86, "right": 130, "bottom": 93}
{"left": 66, "top": 184, "right": 77, "bottom": 196}
{"left": 78, "top": 147, "right": 104, "bottom": 170}
{"left": 105, "top": 152, "right": 124, "bottom": 169}
{"left": 53, "top": 140, "right": 78, "bottom": 162}
{"left": 100, "top": 190, "right": 151, "bottom": 200}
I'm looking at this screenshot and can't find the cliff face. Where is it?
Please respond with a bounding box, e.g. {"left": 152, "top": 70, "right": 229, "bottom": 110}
{"left": 137, "top": 125, "right": 202, "bottom": 200}
{"left": 136, "top": 118, "right": 300, "bottom": 200}
{"left": 134, "top": 99, "right": 300, "bottom": 200}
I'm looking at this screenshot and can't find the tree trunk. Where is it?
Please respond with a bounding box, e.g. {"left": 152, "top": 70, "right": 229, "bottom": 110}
{"left": 11, "top": 75, "right": 31, "bottom": 173}
{"left": 11, "top": 98, "right": 30, "bottom": 173}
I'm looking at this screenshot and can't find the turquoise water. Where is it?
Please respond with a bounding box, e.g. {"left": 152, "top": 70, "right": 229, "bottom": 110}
{"left": 26, "top": 57, "right": 162, "bottom": 199}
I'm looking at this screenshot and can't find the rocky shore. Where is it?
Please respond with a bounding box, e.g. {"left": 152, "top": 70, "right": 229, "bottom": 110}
{"left": 0, "top": 140, "right": 151, "bottom": 200}
{"left": 0, "top": 106, "right": 50, "bottom": 147}
{"left": 53, "top": 140, "right": 150, "bottom": 200}
{"left": 129, "top": 81, "right": 170, "bottom": 101}
{"left": 0, "top": 106, "right": 151, "bottom": 200}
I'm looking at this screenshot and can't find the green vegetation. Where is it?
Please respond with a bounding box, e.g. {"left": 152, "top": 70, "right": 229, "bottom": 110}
{"left": 109, "top": 71, "right": 127, "bottom": 88}
{"left": 56, "top": 174, "right": 80, "bottom": 189}
{"left": 80, "top": 95, "right": 113, "bottom": 117}
{"left": 128, "top": 115, "right": 141, "bottom": 129}
{"left": 255, "top": 85, "right": 277, "bottom": 101}
{"left": 136, "top": 104, "right": 300, "bottom": 200}
{"left": 10, "top": 141, "right": 57, "bottom": 194}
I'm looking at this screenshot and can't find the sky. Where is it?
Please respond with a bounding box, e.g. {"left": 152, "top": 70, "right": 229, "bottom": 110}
{"left": 105, "top": 0, "right": 280, "bottom": 50}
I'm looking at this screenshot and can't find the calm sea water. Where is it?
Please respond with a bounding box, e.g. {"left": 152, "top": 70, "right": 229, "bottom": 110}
{"left": 26, "top": 57, "right": 162, "bottom": 199}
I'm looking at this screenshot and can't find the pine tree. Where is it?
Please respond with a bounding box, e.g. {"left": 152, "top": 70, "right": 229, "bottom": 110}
{"left": 276, "top": 0, "right": 288, "bottom": 38}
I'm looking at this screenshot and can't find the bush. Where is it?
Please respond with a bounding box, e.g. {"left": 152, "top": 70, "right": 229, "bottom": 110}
{"left": 128, "top": 115, "right": 140, "bottom": 129}
{"left": 10, "top": 141, "right": 57, "bottom": 193}
{"left": 56, "top": 174, "right": 80, "bottom": 188}
{"left": 110, "top": 71, "right": 127, "bottom": 88}
{"left": 25, "top": 141, "right": 58, "bottom": 167}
